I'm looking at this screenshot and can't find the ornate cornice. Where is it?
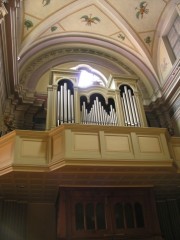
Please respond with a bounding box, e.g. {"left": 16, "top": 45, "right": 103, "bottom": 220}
{"left": 15, "top": 84, "right": 46, "bottom": 106}
{"left": 19, "top": 47, "right": 136, "bottom": 86}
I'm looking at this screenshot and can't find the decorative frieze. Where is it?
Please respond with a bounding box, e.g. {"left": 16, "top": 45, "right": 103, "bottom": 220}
{"left": 19, "top": 48, "right": 136, "bottom": 85}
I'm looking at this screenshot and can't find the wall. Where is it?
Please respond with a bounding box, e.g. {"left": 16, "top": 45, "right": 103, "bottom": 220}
{"left": 0, "top": 199, "right": 57, "bottom": 240}
{"left": 27, "top": 203, "right": 56, "bottom": 240}
{"left": 157, "top": 199, "right": 180, "bottom": 240}
{"left": 0, "top": 199, "right": 27, "bottom": 240}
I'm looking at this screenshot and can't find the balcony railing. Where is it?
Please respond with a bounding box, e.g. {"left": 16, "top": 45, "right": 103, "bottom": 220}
{"left": 0, "top": 124, "right": 179, "bottom": 176}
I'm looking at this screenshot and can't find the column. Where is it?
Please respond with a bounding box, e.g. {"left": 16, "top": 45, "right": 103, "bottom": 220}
{"left": 74, "top": 87, "right": 79, "bottom": 123}
{"left": 52, "top": 84, "right": 58, "bottom": 128}
{"left": 134, "top": 91, "right": 148, "bottom": 127}
{"left": 115, "top": 90, "right": 123, "bottom": 126}
{"left": 46, "top": 85, "right": 53, "bottom": 130}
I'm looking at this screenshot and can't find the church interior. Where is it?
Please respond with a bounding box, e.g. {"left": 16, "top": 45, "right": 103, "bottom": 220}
{"left": 0, "top": 0, "right": 180, "bottom": 239}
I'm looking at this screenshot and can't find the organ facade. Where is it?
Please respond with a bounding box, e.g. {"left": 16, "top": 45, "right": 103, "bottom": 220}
{"left": 46, "top": 69, "right": 147, "bottom": 130}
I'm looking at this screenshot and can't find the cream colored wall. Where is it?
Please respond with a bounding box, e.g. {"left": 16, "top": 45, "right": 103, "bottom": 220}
{"left": 159, "top": 39, "right": 173, "bottom": 85}
{"left": 27, "top": 203, "right": 56, "bottom": 240}
{"left": 0, "top": 200, "right": 56, "bottom": 239}
{"left": 36, "top": 71, "right": 50, "bottom": 93}
{"left": 158, "top": 7, "right": 179, "bottom": 86}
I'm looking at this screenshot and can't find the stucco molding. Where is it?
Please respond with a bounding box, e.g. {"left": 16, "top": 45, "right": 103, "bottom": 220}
{"left": 19, "top": 47, "right": 136, "bottom": 86}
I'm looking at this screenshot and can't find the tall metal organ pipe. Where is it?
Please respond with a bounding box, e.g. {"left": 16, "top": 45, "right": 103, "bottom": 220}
{"left": 57, "top": 82, "right": 74, "bottom": 125}
{"left": 81, "top": 97, "right": 118, "bottom": 126}
{"left": 120, "top": 85, "right": 140, "bottom": 127}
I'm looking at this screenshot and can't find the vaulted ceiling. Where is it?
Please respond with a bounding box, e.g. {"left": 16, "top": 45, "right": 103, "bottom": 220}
{"left": 13, "top": 0, "right": 178, "bottom": 103}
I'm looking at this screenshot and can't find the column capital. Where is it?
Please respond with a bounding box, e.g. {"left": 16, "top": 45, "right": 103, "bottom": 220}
{"left": 0, "top": 2, "right": 8, "bottom": 24}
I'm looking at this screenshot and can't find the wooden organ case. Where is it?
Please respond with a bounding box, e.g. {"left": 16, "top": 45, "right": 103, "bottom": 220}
{"left": 46, "top": 69, "right": 148, "bottom": 130}
{"left": 56, "top": 187, "right": 162, "bottom": 240}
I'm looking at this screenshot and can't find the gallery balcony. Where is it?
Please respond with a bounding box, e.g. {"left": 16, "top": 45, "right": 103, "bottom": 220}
{"left": 0, "top": 124, "right": 179, "bottom": 174}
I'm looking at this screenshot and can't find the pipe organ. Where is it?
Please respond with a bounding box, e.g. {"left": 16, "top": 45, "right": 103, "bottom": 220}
{"left": 81, "top": 95, "right": 118, "bottom": 126}
{"left": 46, "top": 69, "right": 147, "bottom": 130}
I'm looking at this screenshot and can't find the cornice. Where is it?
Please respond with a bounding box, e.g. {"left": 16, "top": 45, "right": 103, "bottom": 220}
{"left": 15, "top": 84, "right": 46, "bottom": 106}
{"left": 19, "top": 47, "right": 136, "bottom": 87}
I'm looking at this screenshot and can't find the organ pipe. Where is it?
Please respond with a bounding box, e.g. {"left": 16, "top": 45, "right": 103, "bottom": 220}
{"left": 122, "top": 97, "right": 127, "bottom": 126}
{"left": 96, "top": 97, "right": 100, "bottom": 124}
{"left": 99, "top": 102, "right": 103, "bottom": 124}
{"left": 57, "top": 82, "right": 75, "bottom": 125}
{"left": 128, "top": 89, "right": 137, "bottom": 126}
{"left": 60, "top": 85, "right": 63, "bottom": 124}
{"left": 102, "top": 106, "right": 105, "bottom": 125}
{"left": 122, "top": 93, "right": 130, "bottom": 125}
{"left": 68, "top": 89, "right": 71, "bottom": 123}
{"left": 64, "top": 83, "right": 67, "bottom": 123}
{"left": 82, "top": 102, "right": 86, "bottom": 124}
{"left": 94, "top": 99, "right": 98, "bottom": 123}
{"left": 121, "top": 86, "right": 141, "bottom": 127}
{"left": 81, "top": 97, "right": 117, "bottom": 126}
{"left": 132, "top": 95, "right": 140, "bottom": 126}
{"left": 124, "top": 86, "right": 133, "bottom": 125}
{"left": 71, "top": 94, "right": 74, "bottom": 123}
{"left": 57, "top": 90, "right": 60, "bottom": 126}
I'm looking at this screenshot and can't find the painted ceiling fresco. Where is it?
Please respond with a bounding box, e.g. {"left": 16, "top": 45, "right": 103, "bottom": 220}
{"left": 22, "top": 0, "right": 169, "bottom": 55}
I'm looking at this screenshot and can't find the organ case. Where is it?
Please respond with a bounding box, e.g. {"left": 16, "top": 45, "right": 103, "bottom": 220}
{"left": 46, "top": 69, "right": 147, "bottom": 130}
